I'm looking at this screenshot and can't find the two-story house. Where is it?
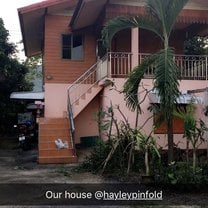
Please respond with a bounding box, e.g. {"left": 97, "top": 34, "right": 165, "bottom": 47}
{"left": 18, "top": 0, "right": 208, "bottom": 163}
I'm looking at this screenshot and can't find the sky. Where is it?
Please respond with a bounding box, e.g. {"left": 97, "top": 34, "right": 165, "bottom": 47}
{"left": 0, "top": 0, "right": 44, "bottom": 60}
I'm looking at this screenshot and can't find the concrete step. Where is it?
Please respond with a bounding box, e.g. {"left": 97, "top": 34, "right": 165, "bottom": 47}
{"left": 39, "top": 149, "right": 75, "bottom": 157}
{"left": 39, "top": 135, "right": 71, "bottom": 142}
{"left": 39, "top": 156, "right": 78, "bottom": 164}
{"left": 39, "top": 141, "right": 72, "bottom": 149}
{"left": 39, "top": 128, "right": 70, "bottom": 136}
{"left": 38, "top": 117, "right": 76, "bottom": 164}
{"left": 39, "top": 118, "right": 69, "bottom": 125}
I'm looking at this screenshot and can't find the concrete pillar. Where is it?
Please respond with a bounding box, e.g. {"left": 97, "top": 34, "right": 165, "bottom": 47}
{"left": 131, "top": 27, "right": 139, "bottom": 68}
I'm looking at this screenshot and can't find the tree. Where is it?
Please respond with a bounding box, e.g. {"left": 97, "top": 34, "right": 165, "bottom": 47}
{"left": 0, "top": 18, "right": 32, "bottom": 135}
{"left": 175, "top": 104, "right": 207, "bottom": 173}
{"left": 24, "top": 54, "right": 42, "bottom": 84}
{"left": 102, "top": 0, "right": 189, "bottom": 162}
{"left": 184, "top": 36, "right": 208, "bottom": 55}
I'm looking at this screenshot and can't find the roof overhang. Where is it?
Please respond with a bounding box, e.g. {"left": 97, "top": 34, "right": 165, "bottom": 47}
{"left": 70, "top": 0, "right": 108, "bottom": 30}
{"left": 10, "top": 92, "right": 44, "bottom": 100}
{"left": 18, "top": 0, "right": 76, "bottom": 57}
{"left": 149, "top": 91, "right": 203, "bottom": 105}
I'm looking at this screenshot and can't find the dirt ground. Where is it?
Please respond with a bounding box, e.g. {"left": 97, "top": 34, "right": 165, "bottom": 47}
{"left": 0, "top": 137, "right": 207, "bottom": 208}
{"left": 0, "top": 137, "right": 104, "bottom": 183}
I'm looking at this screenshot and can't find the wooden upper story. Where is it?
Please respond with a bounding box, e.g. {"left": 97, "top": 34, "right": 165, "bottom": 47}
{"left": 18, "top": 0, "right": 208, "bottom": 83}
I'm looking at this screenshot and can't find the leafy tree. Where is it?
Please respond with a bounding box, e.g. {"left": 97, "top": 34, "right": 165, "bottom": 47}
{"left": 184, "top": 36, "right": 208, "bottom": 55}
{"left": 102, "top": 0, "right": 189, "bottom": 162}
{"left": 0, "top": 18, "right": 32, "bottom": 135}
{"left": 24, "top": 54, "right": 42, "bottom": 84}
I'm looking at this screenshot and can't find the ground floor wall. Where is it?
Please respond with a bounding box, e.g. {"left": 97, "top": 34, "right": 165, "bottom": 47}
{"left": 43, "top": 80, "right": 208, "bottom": 150}
{"left": 101, "top": 78, "right": 208, "bottom": 150}
{"left": 44, "top": 83, "right": 100, "bottom": 144}
{"left": 44, "top": 83, "right": 69, "bottom": 118}
{"left": 74, "top": 95, "right": 100, "bottom": 144}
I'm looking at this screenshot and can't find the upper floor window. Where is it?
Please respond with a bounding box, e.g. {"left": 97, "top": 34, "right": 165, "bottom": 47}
{"left": 62, "top": 34, "right": 83, "bottom": 60}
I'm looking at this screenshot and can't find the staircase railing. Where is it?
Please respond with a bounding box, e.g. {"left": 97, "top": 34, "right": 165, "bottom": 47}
{"left": 67, "top": 92, "right": 75, "bottom": 155}
{"left": 67, "top": 55, "right": 107, "bottom": 152}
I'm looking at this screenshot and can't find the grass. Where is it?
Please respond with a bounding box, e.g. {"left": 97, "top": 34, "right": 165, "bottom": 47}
{"left": 56, "top": 166, "right": 72, "bottom": 177}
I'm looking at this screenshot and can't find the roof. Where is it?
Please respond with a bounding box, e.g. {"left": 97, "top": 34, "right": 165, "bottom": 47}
{"left": 18, "top": 0, "right": 76, "bottom": 57}
{"left": 70, "top": 0, "right": 108, "bottom": 30}
{"left": 19, "top": 0, "right": 208, "bottom": 57}
{"left": 149, "top": 91, "right": 203, "bottom": 105}
{"left": 10, "top": 92, "right": 44, "bottom": 100}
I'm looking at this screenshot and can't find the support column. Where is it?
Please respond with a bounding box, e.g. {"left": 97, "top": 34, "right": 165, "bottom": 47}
{"left": 131, "top": 27, "right": 139, "bottom": 69}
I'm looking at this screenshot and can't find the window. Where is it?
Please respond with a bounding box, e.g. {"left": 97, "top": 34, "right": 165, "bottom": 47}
{"left": 62, "top": 34, "right": 83, "bottom": 60}
{"left": 153, "top": 104, "right": 185, "bottom": 134}
{"left": 154, "top": 114, "right": 184, "bottom": 134}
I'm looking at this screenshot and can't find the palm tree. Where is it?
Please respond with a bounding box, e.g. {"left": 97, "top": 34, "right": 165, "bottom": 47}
{"left": 102, "top": 0, "right": 189, "bottom": 163}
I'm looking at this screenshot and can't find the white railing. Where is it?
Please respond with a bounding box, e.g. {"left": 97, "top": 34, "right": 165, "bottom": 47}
{"left": 108, "top": 52, "right": 132, "bottom": 77}
{"left": 68, "top": 55, "right": 107, "bottom": 107}
{"left": 108, "top": 52, "right": 208, "bottom": 80}
{"left": 175, "top": 55, "right": 208, "bottom": 80}
{"left": 67, "top": 56, "right": 107, "bottom": 150}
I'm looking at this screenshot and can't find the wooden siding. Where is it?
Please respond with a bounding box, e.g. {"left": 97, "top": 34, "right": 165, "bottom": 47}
{"left": 139, "top": 29, "right": 186, "bottom": 54}
{"left": 44, "top": 15, "right": 96, "bottom": 84}
{"left": 105, "top": 4, "right": 208, "bottom": 24}
{"left": 110, "top": 28, "right": 186, "bottom": 55}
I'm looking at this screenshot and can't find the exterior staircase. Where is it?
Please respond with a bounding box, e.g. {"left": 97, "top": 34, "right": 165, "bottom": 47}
{"left": 37, "top": 56, "right": 107, "bottom": 164}
{"left": 72, "top": 84, "right": 103, "bottom": 118}
{"left": 67, "top": 56, "right": 108, "bottom": 119}
{"left": 38, "top": 118, "right": 77, "bottom": 163}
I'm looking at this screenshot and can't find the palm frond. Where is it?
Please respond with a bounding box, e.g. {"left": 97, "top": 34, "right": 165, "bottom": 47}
{"left": 165, "top": 0, "right": 189, "bottom": 36}
{"left": 146, "top": 0, "right": 166, "bottom": 28}
{"left": 102, "top": 16, "right": 138, "bottom": 48}
{"left": 154, "top": 47, "right": 180, "bottom": 121}
{"left": 132, "top": 16, "right": 163, "bottom": 40}
{"left": 147, "top": 0, "right": 189, "bottom": 38}
{"left": 123, "top": 54, "right": 157, "bottom": 111}
{"left": 102, "top": 16, "right": 163, "bottom": 48}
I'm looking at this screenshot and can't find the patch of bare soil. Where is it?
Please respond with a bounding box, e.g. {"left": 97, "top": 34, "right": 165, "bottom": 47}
{"left": 0, "top": 137, "right": 104, "bottom": 183}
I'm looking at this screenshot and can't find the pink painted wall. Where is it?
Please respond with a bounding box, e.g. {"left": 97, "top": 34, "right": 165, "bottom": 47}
{"left": 44, "top": 83, "right": 100, "bottom": 143}
{"left": 102, "top": 78, "right": 208, "bottom": 150}
{"left": 44, "top": 83, "right": 69, "bottom": 118}
{"left": 74, "top": 95, "right": 100, "bottom": 143}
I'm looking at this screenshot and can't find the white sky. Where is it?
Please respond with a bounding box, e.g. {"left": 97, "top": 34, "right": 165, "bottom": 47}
{"left": 0, "top": 0, "right": 44, "bottom": 60}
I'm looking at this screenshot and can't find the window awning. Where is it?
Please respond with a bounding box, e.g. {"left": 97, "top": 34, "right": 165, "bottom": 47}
{"left": 10, "top": 92, "right": 44, "bottom": 100}
{"left": 149, "top": 91, "right": 203, "bottom": 104}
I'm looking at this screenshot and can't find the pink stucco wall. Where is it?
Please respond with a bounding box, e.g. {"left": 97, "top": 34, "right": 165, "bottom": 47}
{"left": 74, "top": 95, "right": 100, "bottom": 143}
{"left": 44, "top": 80, "right": 208, "bottom": 149}
{"left": 44, "top": 83, "right": 100, "bottom": 143}
{"left": 102, "top": 78, "right": 208, "bottom": 150}
{"left": 44, "top": 83, "right": 69, "bottom": 118}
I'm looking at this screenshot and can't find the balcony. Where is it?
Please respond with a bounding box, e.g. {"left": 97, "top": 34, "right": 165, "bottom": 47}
{"left": 107, "top": 52, "right": 208, "bottom": 80}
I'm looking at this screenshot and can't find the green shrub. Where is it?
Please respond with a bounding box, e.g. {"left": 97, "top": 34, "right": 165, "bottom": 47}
{"left": 154, "top": 162, "right": 208, "bottom": 186}
{"left": 79, "top": 139, "right": 128, "bottom": 174}
{"left": 79, "top": 137, "right": 146, "bottom": 175}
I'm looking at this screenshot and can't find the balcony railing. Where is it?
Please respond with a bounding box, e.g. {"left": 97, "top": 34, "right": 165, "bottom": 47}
{"left": 108, "top": 52, "right": 208, "bottom": 80}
